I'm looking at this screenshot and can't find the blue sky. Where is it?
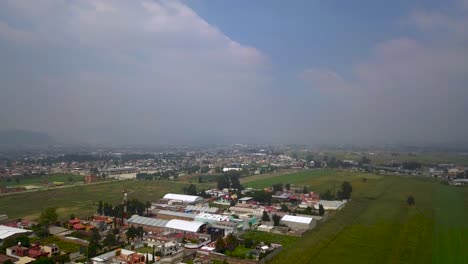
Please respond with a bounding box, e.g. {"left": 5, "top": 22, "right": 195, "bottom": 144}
{"left": 0, "top": 0, "right": 467, "bottom": 144}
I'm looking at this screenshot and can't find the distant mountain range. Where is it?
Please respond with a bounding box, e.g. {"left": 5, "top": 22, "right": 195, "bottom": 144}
{"left": 0, "top": 129, "right": 55, "bottom": 146}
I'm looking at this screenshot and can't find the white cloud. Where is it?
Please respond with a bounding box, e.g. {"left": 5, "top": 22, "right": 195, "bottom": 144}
{"left": 298, "top": 1, "right": 468, "bottom": 143}
{"left": 0, "top": 21, "right": 33, "bottom": 43}
{"left": 0, "top": 0, "right": 273, "bottom": 144}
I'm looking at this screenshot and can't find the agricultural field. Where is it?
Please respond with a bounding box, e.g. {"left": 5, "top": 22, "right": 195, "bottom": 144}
{"left": 244, "top": 170, "right": 468, "bottom": 263}
{"left": 0, "top": 173, "right": 84, "bottom": 188}
{"left": 0, "top": 180, "right": 194, "bottom": 220}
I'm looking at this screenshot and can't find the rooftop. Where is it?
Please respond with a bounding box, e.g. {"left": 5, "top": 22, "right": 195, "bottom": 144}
{"left": 281, "top": 215, "right": 314, "bottom": 224}
{"left": 127, "top": 215, "right": 168, "bottom": 228}
{"left": 163, "top": 193, "right": 203, "bottom": 203}
{"left": 0, "top": 225, "right": 29, "bottom": 240}
{"left": 165, "top": 219, "right": 205, "bottom": 233}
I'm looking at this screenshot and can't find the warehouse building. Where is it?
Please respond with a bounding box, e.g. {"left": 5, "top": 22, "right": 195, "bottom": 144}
{"left": 280, "top": 215, "right": 317, "bottom": 230}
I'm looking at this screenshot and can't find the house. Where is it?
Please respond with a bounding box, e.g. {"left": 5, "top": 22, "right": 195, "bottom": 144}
{"left": 91, "top": 249, "right": 149, "bottom": 264}
{"left": 238, "top": 197, "right": 253, "bottom": 204}
{"left": 0, "top": 225, "right": 30, "bottom": 246}
{"left": 280, "top": 215, "right": 317, "bottom": 230}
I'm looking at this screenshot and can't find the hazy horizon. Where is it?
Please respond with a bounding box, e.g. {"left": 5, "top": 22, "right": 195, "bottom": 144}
{"left": 1, "top": 0, "right": 468, "bottom": 145}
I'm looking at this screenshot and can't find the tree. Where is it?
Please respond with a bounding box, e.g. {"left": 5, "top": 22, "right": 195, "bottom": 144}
{"left": 87, "top": 229, "right": 101, "bottom": 259}
{"left": 302, "top": 186, "right": 309, "bottom": 194}
{"left": 103, "top": 233, "right": 117, "bottom": 248}
{"left": 407, "top": 195, "right": 415, "bottom": 205}
{"left": 261, "top": 211, "right": 270, "bottom": 222}
{"left": 126, "top": 226, "right": 137, "bottom": 241}
{"left": 244, "top": 238, "right": 253, "bottom": 248}
{"left": 15, "top": 236, "right": 30, "bottom": 247}
{"left": 183, "top": 184, "right": 197, "bottom": 195}
{"left": 272, "top": 214, "right": 281, "bottom": 226}
{"left": 39, "top": 207, "right": 58, "bottom": 227}
{"left": 4, "top": 260, "right": 14, "bottom": 264}
{"left": 98, "top": 200, "right": 104, "bottom": 215}
{"left": 285, "top": 183, "right": 291, "bottom": 191}
{"left": 280, "top": 204, "right": 289, "bottom": 212}
{"left": 136, "top": 226, "right": 144, "bottom": 239}
{"left": 360, "top": 156, "right": 371, "bottom": 165}
{"left": 338, "top": 181, "right": 353, "bottom": 200}
{"left": 145, "top": 201, "right": 151, "bottom": 216}
{"left": 320, "top": 189, "right": 334, "bottom": 200}
{"left": 318, "top": 204, "right": 325, "bottom": 216}
{"left": 272, "top": 183, "right": 283, "bottom": 192}
{"left": 215, "top": 238, "right": 226, "bottom": 253}
{"left": 225, "top": 233, "right": 238, "bottom": 252}
{"left": 54, "top": 254, "right": 70, "bottom": 264}
{"left": 69, "top": 214, "right": 75, "bottom": 220}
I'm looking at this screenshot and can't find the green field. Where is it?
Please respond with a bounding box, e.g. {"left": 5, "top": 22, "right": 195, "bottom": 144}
{"left": 244, "top": 170, "right": 468, "bottom": 263}
{"left": 0, "top": 180, "right": 194, "bottom": 220}
{"left": 0, "top": 173, "right": 85, "bottom": 187}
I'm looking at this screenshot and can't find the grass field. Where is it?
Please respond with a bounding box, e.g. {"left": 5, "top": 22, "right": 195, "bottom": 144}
{"left": 0, "top": 173, "right": 84, "bottom": 187}
{"left": 243, "top": 170, "right": 468, "bottom": 263}
{"left": 0, "top": 180, "right": 195, "bottom": 220}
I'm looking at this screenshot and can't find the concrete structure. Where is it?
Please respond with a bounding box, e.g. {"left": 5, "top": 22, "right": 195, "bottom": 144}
{"left": 155, "top": 210, "right": 196, "bottom": 221}
{"left": 280, "top": 215, "right": 317, "bottom": 230}
{"left": 228, "top": 206, "right": 264, "bottom": 216}
{"left": 257, "top": 225, "right": 274, "bottom": 233}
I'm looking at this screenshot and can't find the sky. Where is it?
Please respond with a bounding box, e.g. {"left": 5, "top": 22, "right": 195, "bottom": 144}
{"left": 0, "top": 0, "right": 467, "bottom": 145}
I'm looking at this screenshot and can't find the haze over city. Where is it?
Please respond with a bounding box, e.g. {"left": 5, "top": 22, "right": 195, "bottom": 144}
{"left": 1, "top": 0, "right": 468, "bottom": 145}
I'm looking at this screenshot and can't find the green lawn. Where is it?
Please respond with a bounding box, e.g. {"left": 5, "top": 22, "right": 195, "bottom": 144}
{"left": 0, "top": 173, "right": 84, "bottom": 187}
{"left": 226, "top": 245, "right": 253, "bottom": 259}
{"left": 0, "top": 180, "right": 196, "bottom": 220}
{"left": 241, "top": 231, "right": 299, "bottom": 249}
{"left": 31, "top": 236, "right": 83, "bottom": 253}
{"left": 243, "top": 170, "right": 468, "bottom": 264}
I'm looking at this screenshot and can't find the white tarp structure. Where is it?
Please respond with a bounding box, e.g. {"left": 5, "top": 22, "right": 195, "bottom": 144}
{"left": 163, "top": 193, "right": 203, "bottom": 204}
{"left": 280, "top": 215, "right": 317, "bottom": 230}
{"left": 313, "top": 200, "right": 347, "bottom": 210}
{"left": 0, "top": 225, "right": 30, "bottom": 245}
{"left": 165, "top": 219, "right": 205, "bottom": 233}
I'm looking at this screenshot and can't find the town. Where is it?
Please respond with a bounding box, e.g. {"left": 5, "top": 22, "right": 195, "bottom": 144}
{"left": 1, "top": 143, "right": 468, "bottom": 264}
{"left": 1, "top": 173, "right": 349, "bottom": 264}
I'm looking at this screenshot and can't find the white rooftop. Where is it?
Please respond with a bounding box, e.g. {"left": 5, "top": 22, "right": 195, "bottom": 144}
{"left": 165, "top": 219, "right": 205, "bottom": 233}
{"left": 163, "top": 193, "right": 203, "bottom": 203}
{"left": 281, "top": 215, "right": 314, "bottom": 224}
{"left": 0, "top": 225, "right": 29, "bottom": 240}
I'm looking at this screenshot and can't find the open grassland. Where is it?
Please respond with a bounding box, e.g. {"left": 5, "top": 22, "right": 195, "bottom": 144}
{"left": 0, "top": 180, "right": 194, "bottom": 220}
{"left": 328, "top": 150, "right": 468, "bottom": 166}
{"left": 0, "top": 173, "right": 84, "bottom": 187}
{"left": 244, "top": 170, "right": 468, "bottom": 263}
